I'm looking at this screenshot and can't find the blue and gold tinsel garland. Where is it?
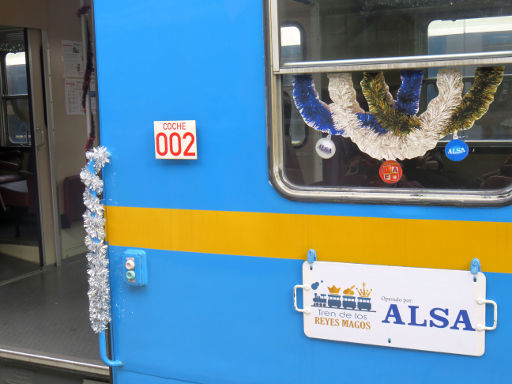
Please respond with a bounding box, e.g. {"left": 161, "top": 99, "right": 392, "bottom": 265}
{"left": 292, "top": 67, "right": 503, "bottom": 160}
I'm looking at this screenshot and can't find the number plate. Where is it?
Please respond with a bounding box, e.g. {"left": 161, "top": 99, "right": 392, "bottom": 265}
{"left": 154, "top": 120, "right": 197, "bottom": 160}
{"left": 299, "top": 261, "right": 487, "bottom": 356}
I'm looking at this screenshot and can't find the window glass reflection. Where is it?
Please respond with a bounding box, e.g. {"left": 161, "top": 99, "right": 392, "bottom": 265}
{"left": 6, "top": 98, "right": 30, "bottom": 145}
{"left": 5, "top": 52, "right": 27, "bottom": 95}
{"left": 278, "top": 0, "right": 512, "bottom": 63}
{"left": 282, "top": 69, "right": 512, "bottom": 190}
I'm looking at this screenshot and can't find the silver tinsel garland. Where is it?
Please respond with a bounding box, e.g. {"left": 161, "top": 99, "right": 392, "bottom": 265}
{"left": 80, "top": 146, "right": 111, "bottom": 334}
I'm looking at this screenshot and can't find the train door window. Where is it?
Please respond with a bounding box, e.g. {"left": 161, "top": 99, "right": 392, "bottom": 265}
{"left": 267, "top": 0, "right": 512, "bottom": 205}
{"left": 3, "top": 52, "right": 30, "bottom": 146}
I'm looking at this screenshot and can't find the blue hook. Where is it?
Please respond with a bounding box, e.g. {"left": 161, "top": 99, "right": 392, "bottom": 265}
{"left": 307, "top": 249, "right": 317, "bottom": 270}
{"left": 470, "top": 258, "right": 481, "bottom": 282}
{"left": 99, "top": 329, "right": 123, "bottom": 367}
{"left": 470, "top": 258, "right": 481, "bottom": 275}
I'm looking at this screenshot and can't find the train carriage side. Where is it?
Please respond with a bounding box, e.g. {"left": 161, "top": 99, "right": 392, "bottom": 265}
{"left": 94, "top": 0, "right": 512, "bottom": 383}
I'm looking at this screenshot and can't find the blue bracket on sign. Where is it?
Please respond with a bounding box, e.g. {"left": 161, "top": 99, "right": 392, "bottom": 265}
{"left": 470, "top": 258, "right": 481, "bottom": 282}
{"left": 307, "top": 249, "right": 317, "bottom": 270}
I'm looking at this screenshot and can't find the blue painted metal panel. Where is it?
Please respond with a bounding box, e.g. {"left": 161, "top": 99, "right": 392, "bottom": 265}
{"left": 93, "top": 0, "right": 512, "bottom": 383}
{"left": 108, "top": 246, "right": 511, "bottom": 383}
{"left": 93, "top": 0, "right": 512, "bottom": 223}
{"left": 113, "top": 370, "right": 196, "bottom": 384}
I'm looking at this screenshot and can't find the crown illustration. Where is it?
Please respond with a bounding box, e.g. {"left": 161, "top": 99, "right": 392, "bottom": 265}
{"left": 356, "top": 282, "right": 373, "bottom": 298}
{"left": 328, "top": 285, "right": 341, "bottom": 295}
{"left": 343, "top": 285, "right": 355, "bottom": 296}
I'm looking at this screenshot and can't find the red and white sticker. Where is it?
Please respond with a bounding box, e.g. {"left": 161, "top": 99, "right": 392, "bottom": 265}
{"left": 379, "top": 160, "right": 402, "bottom": 184}
{"left": 154, "top": 120, "right": 197, "bottom": 160}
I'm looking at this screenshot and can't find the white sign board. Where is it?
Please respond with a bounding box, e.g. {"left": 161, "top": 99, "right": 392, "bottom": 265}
{"left": 154, "top": 121, "right": 197, "bottom": 160}
{"left": 61, "top": 40, "right": 84, "bottom": 78}
{"left": 298, "top": 261, "right": 489, "bottom": 356}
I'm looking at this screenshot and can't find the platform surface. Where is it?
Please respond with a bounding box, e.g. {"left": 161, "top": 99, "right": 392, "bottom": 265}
{"left": 0, "top": 254, "right": 39, "bottom": 282}
{"left": 0, "top": 256, "right": 109, "bottom": 376}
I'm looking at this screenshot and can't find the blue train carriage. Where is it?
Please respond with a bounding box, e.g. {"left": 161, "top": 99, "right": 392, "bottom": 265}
{"left": 93, "top": 0, "right": 512, "bottom": 383}
{"left": 357, "top": 297, "right": 372, "bottom": 312}
{"left": 327, "top": 296, "right": 342, "bottom": 309}
{"left": 325, "top": 285, "right": 340, "bottom": 308}
{"left": 342, "top": 296, "right": 356, "bottom": 310}
{"left": 341, "top": 285, "right": 357, "bottom": 309}
{"left": 357, "top": 282, "right": 373, "bottom": 311}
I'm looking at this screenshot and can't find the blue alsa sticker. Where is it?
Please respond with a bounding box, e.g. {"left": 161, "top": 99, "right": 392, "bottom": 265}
{"left": 445, "top": 139, "right": 469, "bottom": 162}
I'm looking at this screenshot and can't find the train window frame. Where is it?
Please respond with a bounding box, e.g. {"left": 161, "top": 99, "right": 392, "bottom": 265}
{"left": 265, "top": 0, "right": 512, "bottom": 206}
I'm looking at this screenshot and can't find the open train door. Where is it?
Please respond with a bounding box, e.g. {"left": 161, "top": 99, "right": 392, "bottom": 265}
{"left": 93, "top": 0, "right": 512, "bottom": 383}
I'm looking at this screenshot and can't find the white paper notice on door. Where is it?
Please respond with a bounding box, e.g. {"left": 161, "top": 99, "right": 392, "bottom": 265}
{"left": 295, "top": 261, "right": 493, "bottom": 356}
{"left": 65, "top": 78, "right": 97, "bottom": 115}
{"left": 62, "top": 40, "right": 84, "bottom": 78}
{"left": 65, "top": 79, "right": 82, "bottom": 115}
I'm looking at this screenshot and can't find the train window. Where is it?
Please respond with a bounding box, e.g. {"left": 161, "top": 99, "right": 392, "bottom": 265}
{"left": 5, "top": 52, "right": 28, "bottom": 94}
{"left": 281, "top": 25, "right": 308, "bottom": 148}
{"left": 276, "top": 1, "right": 512, "bottom": 66}
{"left": 3, "top": 52, "right": 30, "bottom": 146}
{"left": 267, "top": 0, "right": 512, "bottom": 205}
{"left": 428, "top": 16, "right": 512, "bottom": 57}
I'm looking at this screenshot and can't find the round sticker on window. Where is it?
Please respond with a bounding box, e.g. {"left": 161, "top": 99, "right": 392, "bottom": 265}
{"left": 379, "top": 160, "right": 402, "bottom": 184}
{"left": 445, "top": 139, "right": 469, "bottom": 162}
{"left": 315, "top": 136, "right": 336, "bottom": 159}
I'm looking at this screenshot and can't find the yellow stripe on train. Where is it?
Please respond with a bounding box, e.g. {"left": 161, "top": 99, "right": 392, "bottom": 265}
{"left": 105, "top": 206, "right": 512, "bottom": 273}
